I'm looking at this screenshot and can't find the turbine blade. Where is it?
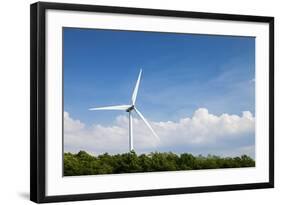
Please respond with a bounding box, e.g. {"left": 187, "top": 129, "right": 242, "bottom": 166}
{"left": 131, "top": 69, "right": 142, "bottom": 105}
{"left": 134, "top": 108, "right": 160, "bottom": 140}
{"left": 89, "top": 105, "right": 131, "bottom": 111}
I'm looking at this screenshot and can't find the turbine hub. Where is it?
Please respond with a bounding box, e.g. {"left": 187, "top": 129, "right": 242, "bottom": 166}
{"left": 126, "top": 105, "right": 134, "bottom": 112}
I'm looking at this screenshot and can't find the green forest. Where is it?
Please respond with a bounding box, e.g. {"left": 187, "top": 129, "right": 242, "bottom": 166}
{"left": 64, "top": 151, "right": 255, "bottom": 176}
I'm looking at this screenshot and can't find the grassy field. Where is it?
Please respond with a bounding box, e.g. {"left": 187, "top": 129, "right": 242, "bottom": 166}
{"left": 64, "top": 151, "right": 255, "bottom": 176}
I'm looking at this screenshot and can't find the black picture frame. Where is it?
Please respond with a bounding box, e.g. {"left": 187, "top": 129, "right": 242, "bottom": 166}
{"left": 30, "top": 1, "right": 274, "bottom": 203}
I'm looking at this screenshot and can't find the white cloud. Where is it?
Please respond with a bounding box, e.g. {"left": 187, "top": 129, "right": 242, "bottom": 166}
{"left": 64, "top": 108, "right": 255, "bottom": 156}
{"left": 64, "top": 112, "right": 85, "bottom": 133}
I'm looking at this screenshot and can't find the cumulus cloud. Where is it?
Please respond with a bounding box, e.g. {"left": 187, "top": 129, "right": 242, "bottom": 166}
{"left": 64, "top": 108, "right": 255, "bottom": 156}
{"left": 64, "top": 112, "right": 85, "bottom": 132}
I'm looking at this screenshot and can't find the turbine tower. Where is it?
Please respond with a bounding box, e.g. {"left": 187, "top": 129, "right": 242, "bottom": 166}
{"left": 89, "top": 69, "right": 159, "bottom": 151}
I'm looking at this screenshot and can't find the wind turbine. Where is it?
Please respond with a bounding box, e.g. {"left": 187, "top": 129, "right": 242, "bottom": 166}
{"left": 89, "top": 69, "right": 159, "bottom": 151}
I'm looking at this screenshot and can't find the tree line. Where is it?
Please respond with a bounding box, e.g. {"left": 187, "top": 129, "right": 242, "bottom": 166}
{"left": 64, "top": 151, "right": 255, "bottom": 176}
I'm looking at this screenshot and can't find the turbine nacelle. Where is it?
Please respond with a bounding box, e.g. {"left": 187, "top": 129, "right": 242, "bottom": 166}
{"left": 89, "top": 69, "right": 159, "bottom": 151}
{"left": 126, "top": 105, "right": 135, "bottom": 112}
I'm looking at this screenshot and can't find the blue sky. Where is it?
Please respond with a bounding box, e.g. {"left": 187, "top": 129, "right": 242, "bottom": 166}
{"left": 63, "top": 27, "right": 255, "bottom": 157}
{"left": 64, "top": 28, "right": 255, "bottom": 125}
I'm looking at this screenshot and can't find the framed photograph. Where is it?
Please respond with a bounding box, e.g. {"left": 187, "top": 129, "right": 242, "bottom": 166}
{"left": 30, "top": 1, "right": 274, "bottom": 203}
